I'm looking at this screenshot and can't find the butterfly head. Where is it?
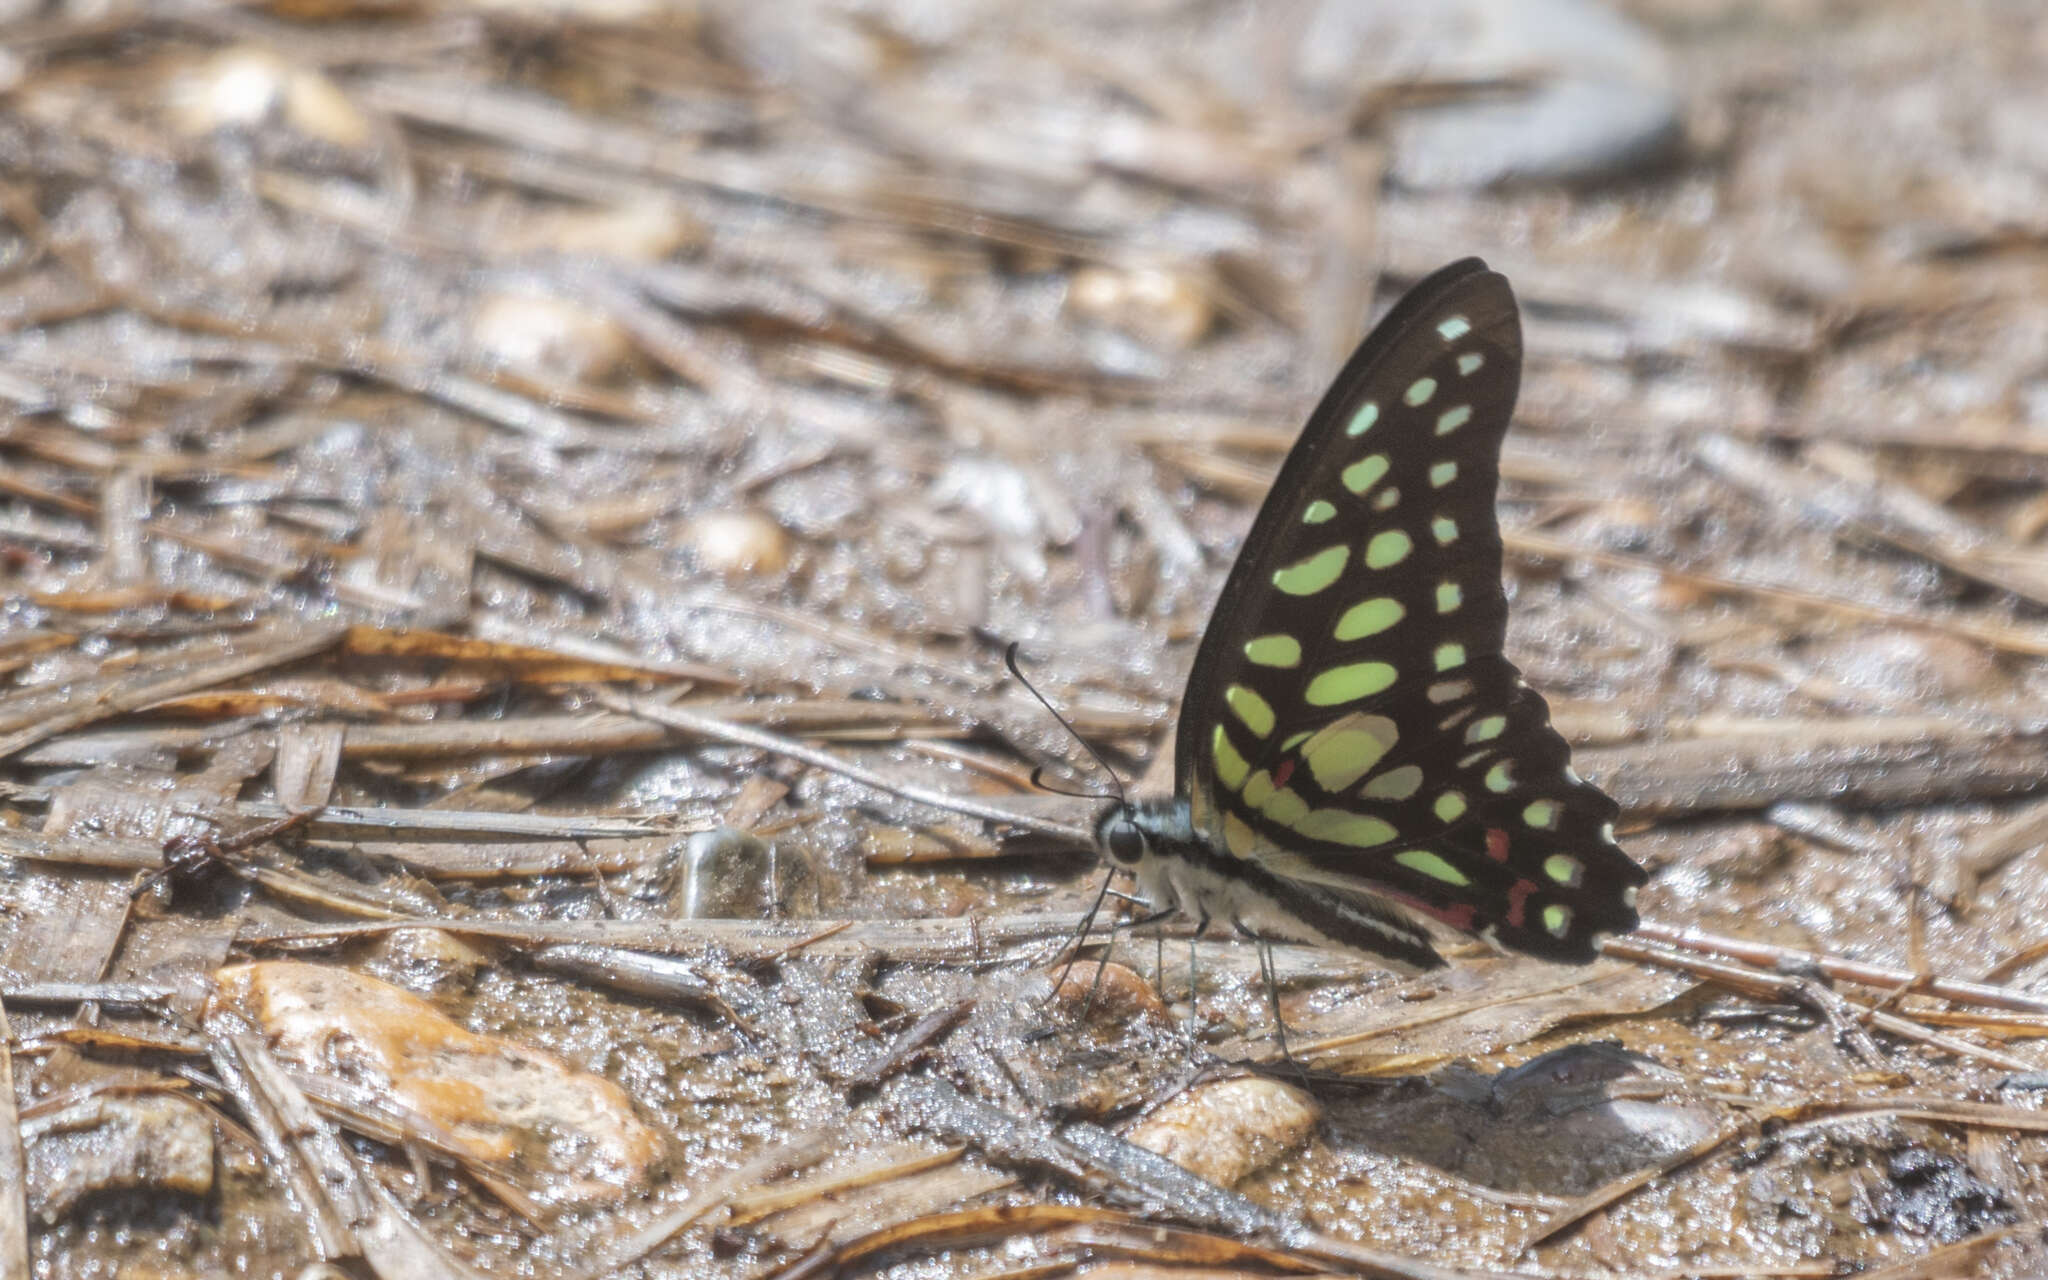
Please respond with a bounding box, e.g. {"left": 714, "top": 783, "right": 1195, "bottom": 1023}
{"left": 1095, "top": 804, "right": 1145, "bottom": 866}
{"left": 1093, "top": 797, "right": 1194, "bottom": 869}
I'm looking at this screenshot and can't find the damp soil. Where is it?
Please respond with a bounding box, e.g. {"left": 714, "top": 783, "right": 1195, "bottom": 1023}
{"left": 5, "top": 1, "right": 2048, "bottom": 1277}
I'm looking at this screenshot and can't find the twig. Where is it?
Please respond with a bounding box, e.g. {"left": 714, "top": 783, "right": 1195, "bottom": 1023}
{"left": 1630, "top": 920, "right": 2048, "bottom": 1015}
{"left": 1845, "top": 1227, "right": 2014, "bottom": 1280}
{"left": 844, "top": 999, "right": 976, "bottom": 1092}
{"left": 1606, "top": 937, "right": 2035, "bottom": 1071}
{"left": 0, "top": 982, "right": 173, "bottom": 1008}
{"left": 1506, "top": 527, "right": 2048, "bottom": 659}
{"left": 591, "top": 689, "right": 1096, "bottom": 845}
{"left": 0, "top": 623, "right": 346, "bottom": 760}
{"left": 726, "top": 1145, "right": 968, "bottom": 1226}
{"left": 0, "top": 1000, "right": 28, "bottom": 1280}
{"left": 1516, "top": 1123, "right": 1746, "bottom": 1251}
{"left": 571, "top": 1131, "right": 839, "bottom": 1280}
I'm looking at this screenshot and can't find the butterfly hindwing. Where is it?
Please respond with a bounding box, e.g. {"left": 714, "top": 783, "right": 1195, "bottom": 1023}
{"left": 1177, "top": 258, "right": 1643, "bottom": 963}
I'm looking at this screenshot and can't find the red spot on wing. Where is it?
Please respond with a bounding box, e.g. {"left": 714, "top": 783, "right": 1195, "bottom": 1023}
{"left": 1271, "top": 759, "right": 1296, "bottom": 790}
{"left": 1419, "top": 902, "right": 1476, "bottom": 931}
{"left": 1485, "top": 828, "right": 1510, "bottom": 862}
{"left": 1346, "top": 882, "right": 1477, "bottom": 936}
{"left": 1505, "top": 878, "right": 1536, "bottom": 928}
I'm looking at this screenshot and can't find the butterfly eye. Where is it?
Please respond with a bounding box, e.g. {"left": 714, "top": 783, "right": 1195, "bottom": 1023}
{"left": 1104, "top": 821, "right": 1145, "bottom": 866}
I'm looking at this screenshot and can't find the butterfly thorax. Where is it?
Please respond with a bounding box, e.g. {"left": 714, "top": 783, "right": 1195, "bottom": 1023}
{"left": 1095, "top": 797, "right": 1447, "bottom": 972}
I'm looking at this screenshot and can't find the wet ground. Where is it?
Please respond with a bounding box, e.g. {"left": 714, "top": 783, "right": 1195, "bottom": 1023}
{"left": 4, "top": 0, "right": 2048, "bottom": 1276}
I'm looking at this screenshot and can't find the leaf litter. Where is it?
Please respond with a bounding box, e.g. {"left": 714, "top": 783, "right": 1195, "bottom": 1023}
{"left": 4, "top": 1, "right": 2048, "bottom": 1277}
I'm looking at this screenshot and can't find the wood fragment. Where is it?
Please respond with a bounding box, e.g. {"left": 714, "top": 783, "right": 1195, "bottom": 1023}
{"left": 209, "top": 1031, "right": 495, "bottom": 1278}
{"left": 0, "top": 1001, "right": 28, "bottom": 1280}
{"left": 0, "top": 623, "right": 346, "bottom": 760}
{"left": 1579, "top": 717, "right": 2048, "bottom": 815}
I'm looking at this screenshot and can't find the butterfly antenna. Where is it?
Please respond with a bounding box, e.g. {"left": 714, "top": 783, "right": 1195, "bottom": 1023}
{"left": 1003, "top": 642, "right": 1128, "bottom": 809}
{"left": 1027, "top": 765, "right": 1110, "bottom": 800}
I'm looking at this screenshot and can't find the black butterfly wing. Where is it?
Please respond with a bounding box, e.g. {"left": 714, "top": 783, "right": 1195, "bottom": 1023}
{"left": 1176, "top": 258, "right": 1644, "bottom": 962}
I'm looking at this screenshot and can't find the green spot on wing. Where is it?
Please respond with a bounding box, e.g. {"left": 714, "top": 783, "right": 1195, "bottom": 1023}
{"left": 1304, "top": 662, "right": 1396, "bottom": 706}
{"left": 1433, "top": 791, "right": 1467, "bottom": 823}
{"left": 1226, "top": 684, "right": 1275, "bottom": 737}
{"left": 1457, "top": 352, "right": 1484, "bottom": 376}
{"left": 1261, "top": 787, "right": 1309, "bottom": 826}
{"left": 1244, "top": 634, "right": 1301, "bottom": 668}
{"left": 1302, "top": 724, "right": 1394, "bottom": 791}
{"left": 1242, "top": 769, "right": 1275, "bottom": 808}
{"left": 1429, "top": 461, "right": 1457, "bottom": 488}
{"left": 1365, "top": 530, "right": 1412, "bottom": 569}
{"left": 1543, "top": 853, "right": 1579, "bottom": 884}
{"left": 1435, "top": 405, "right": 1472, "bottom": 435}
{"left": 1485, "top": 762, "right": 1514, "bottom": 793}
{"left": 1524, "top": 801, "right": 1558, "bottom": 829}
{"left": 1434, "top": 643, "right": 1466, "bottom": 671}
{"left": 1396, "top": 849, "right": 1471, "bottom": 886}
{"left": 1302, "top": 499, "right": 1337, "bottom": 524}
{"left": 1431, "top": 516, "right": 1457, "bottom": 544}
{"left": 1272, "top": 544, "right": 1349, "bottom": 595}
{"left": 1346, "top": 402, "right": 1379, "bottom": 436}
{"left": 1342, "top": 455, "right": 1389, "bottom": 494}
{"left": 1436, "top": 582, "right": 1462, "bottom": 613}
{"left": 1404, "top": 377, "right": 1437, "bottom": 407}
{"left": 1362, "top": 764, "right": 1423, "bottom": 800}
{"left": 1467, "top": 715, "right": 1505, "bottom": 743}
{"left": 1436, "top": 315, "right": 1471, "bottom": 341}
{"left": 1333, "top": 597, "right": 1403, "bottom": 641}
{"left": 1210, "top": 725, "right": 1249, "bottom": 791}
{"left": 1542, "top": 904, "right": 1572, "bottom": 937}
{"left": 1296, "top": 809, "right": 1396, "bottom": 848}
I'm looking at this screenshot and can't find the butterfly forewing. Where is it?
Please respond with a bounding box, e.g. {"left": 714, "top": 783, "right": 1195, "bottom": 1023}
{"left": 1177, "top": 258, "right": 1644, "bottom": 963}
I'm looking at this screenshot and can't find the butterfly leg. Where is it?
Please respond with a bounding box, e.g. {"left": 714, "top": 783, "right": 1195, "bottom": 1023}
{"left": 1076, "top": 903, "right": 1174, "bottom": 1025}
{"left": 1247, "top": 929, "right": 1306, "bottom": 1079}
{"left": 1039, "top": 869, "right": 1121, "bottom": 1010}
{"left": 1183, "top": 909, "right": 1210, "bottom": 1051}
{"left": 1153, "top": 919, "right": 1165, "bottom": 997}
{"left": 1030, "top": 892, "right": 1176, "bottom": 1043}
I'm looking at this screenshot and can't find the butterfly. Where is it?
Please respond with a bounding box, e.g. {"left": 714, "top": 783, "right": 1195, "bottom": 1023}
{"left": 1096, "top": 258, "right": 1645, "bottom": 972}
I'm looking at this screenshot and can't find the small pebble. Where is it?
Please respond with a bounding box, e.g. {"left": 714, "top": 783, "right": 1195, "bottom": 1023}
{"left": 1299, "top": 0, "right": 1683, "bottom": 189}
{"left": 1068, "top": 263, "right": 1215, "bottom": 350}
{"left": 470, "top": 291, "right": 632, "bottom": 382}
{"left": 211, "top": 961, "right": 663, "bottom": 1203}
{"left": 1045, "top": 959, "right": 1170, "bottom": 1025}
{"left": 682, "top": 510, "right": 793, "bottom": 578}
{"left": 495, "top": 196, "right": 704, "bottom": 263}
{"left": 167, "top": 46, "right": 370, "bottom": 147}
{"left": 361, "top": 925, "right": 493, "bottom": 994}
{"left": 1125, "top": 1075, "right": 1320, "bottom": 1186}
